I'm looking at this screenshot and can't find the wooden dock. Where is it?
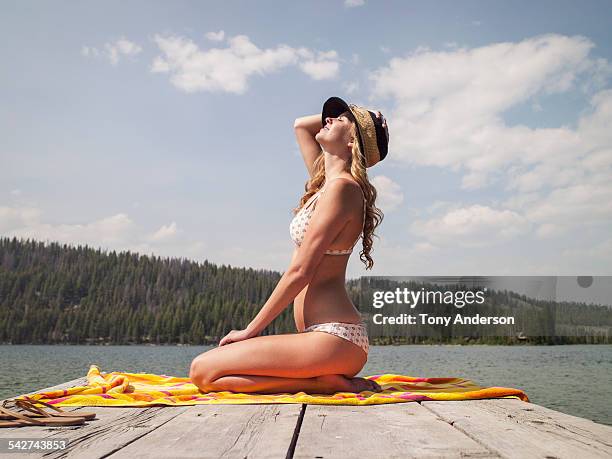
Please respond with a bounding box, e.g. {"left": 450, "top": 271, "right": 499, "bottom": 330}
{"left": 1, "top": 377, "right": 612, "bottom": 458}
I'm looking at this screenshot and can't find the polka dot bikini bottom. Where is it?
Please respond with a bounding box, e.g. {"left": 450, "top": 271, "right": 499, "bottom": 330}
{"left": 304, "top": 321, "right": 369, "bottom": 355}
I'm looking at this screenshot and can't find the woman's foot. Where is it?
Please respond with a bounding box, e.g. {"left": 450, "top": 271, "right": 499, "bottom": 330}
{"left": 316, "top": 374, "right": 383, "bottom": 394}
{"left": 350, "top": 377, "right": 382, "bottom": 393}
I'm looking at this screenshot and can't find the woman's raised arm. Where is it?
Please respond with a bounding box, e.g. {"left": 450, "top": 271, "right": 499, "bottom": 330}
{"left": 294, "top": 114, "right": 323, "bottom": 179}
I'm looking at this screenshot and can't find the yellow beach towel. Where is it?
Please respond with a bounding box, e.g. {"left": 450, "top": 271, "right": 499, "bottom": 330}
{"left": 15, "top": 364, "right": 529, "bottom": 407}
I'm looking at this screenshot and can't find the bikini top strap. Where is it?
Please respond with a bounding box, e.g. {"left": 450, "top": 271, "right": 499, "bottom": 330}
{"left": 303, "top": 189, "right": 323, "bottom": 211}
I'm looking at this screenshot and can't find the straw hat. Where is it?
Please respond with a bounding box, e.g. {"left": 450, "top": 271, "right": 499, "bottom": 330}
{"left": 321, "top": 96, "right": 389, "bottom": 168}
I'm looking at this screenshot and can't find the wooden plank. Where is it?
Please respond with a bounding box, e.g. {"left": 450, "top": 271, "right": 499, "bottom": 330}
{"left": 485, "top": 398, "right": 612, "bottom": 444}
{"left": 107, "top": 404, "right": 302, "bottom": 459}
{"left": 1, "top": 405, "right": 191, "bottom": 459}
{"left": 0, "top": 377, "right": 91, "bottom": 427}
{"left": 4, "top": 377, "right": 611, "bottom": 459}
{"left": 1, "top": 377, "right": 92, "bottom": 457}
{"left": 293, "top": 403, "right": 498, "bottom": 458}
{"left": 422, "top": 399, "right": 612, "bottom": 459}
{"left": 0, "top": 377, "right": 190, "bottom": 459}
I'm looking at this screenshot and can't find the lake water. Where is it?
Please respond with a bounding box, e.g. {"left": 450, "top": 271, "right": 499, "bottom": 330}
{"left": 1, "top": 344, "right": 610, "bottom": 426}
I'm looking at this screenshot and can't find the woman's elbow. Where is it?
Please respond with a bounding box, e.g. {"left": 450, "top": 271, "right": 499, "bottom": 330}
{"left": 289, "top": 263, "right": 312, "bottom": 284}
{"left": 293, "top": 118, "right": 303, "bottom": 129}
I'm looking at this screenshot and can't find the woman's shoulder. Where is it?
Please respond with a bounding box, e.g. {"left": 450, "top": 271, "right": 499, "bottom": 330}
{"left": 322, "top": 176, "right": 361, "bottom": 191}
{"left": 320, "top": 177, "right": 364, "bottom": 210}
{"left": 322, "top": 176, "right": 364, "bottom": 200}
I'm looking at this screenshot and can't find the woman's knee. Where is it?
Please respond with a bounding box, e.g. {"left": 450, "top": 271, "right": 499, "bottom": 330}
{"left": 189, "top": 354, "right": 219, "bottom": 385}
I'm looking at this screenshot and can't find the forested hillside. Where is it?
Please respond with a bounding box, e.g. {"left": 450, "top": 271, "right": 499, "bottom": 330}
{"left": 0, "top": 237, "right": 292, "bottom": 344}
{"left": 1, "top": 236, "right": 610, "bottom": 345}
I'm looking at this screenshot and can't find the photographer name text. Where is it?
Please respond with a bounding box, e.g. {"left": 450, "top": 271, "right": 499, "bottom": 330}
{"left": 372, "top": 313, "right": 515, "bottom": 326}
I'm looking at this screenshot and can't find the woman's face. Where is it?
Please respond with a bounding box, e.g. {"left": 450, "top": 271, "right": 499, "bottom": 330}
{"left": 316, "top": 111, "right": 355, "bottom": 155}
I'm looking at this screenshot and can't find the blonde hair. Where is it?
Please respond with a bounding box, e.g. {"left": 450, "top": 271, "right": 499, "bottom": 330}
{"left": 291, "top": 119, "right": 384, "bottom": 270}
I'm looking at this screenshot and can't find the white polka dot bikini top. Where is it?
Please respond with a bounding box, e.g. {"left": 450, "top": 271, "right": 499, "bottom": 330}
{"left": 290, "top": 178, "right": 366, "bottom": 256}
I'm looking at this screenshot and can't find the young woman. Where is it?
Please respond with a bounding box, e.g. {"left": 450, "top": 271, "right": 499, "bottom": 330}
{"left": 189, "top": 96, "right": 390, "bottom": 395}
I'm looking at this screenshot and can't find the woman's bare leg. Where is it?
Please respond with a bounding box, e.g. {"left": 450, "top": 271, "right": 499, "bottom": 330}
{"left": 199, "top": 374, "right": 325, "bottom": 394}
{"left": 200, "top": 374, "right": 380, "bottom": 395}
{"left": 190, "top": 332, "right": 380, "bottom": 394}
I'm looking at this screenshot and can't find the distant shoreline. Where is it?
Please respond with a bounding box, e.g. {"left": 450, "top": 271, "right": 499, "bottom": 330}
{"left": 2, "top": 342, "right": 610, "bottom": 346}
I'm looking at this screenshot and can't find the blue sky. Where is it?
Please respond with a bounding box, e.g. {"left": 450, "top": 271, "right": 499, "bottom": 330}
{"left": 2, "top": 0, "right": 611, "bottom": 279}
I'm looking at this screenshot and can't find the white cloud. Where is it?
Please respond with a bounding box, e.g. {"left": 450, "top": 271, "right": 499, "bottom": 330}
{"left": 150, "top": 33, "right": 340, "bottom": 93}
{"left": 106, "top": 38, "right": 143, "bottom": 65}
{"left": 424, "top": 200, "right": 458, "bottom": 215}
{"left": 148, "top": 221, "right": 179, "bottom": 242}
{"left": 345, "top": 0, "right": 365, "bottom": 7}
{"left": 410, "top": 204, "right": 531, "bottom": 248}
{"left": 210, "top": 239, "right": 297, "bottom": 272}
{"left": 369, "top": 34, "right": 612, "bottom": 245}
{"left": 205, "top": 30, "right": 225, "bottom": 42}
{"left": 1, "top": 207, "right": 136, "bottom": 245}
{"left": 370, "top": 175, "right": 404, "bottom": 212}
{"left": 82, "top": 38, "right": 142, "bottom": 65}
{"left": 298, "top": 50, "right": 340, "bottom": 80}
{"left": 0, "top": 205, "right": 192, "bottom": 257}
{"left": 524, "top": 181, "right": 612, "bottom": 238}
{"left": 371, "top": 34, "right": 599, "bottom": 174}
{"left": 343, "top": 80, "right": 359, "bottom": 95}
{"left": 562, "top": 237, "right": 612, "bottom": 261}
{"left": 81, "top": 46, "right": 100, "bottom": 58}
{"left": 9, "top": 189, "right": 22, "bottom": 197}
{"left": 0, "top": 206, "right": 42, "bottom": 233}
{"left": 412, "top": 241, "right": 439, "bottom": 253}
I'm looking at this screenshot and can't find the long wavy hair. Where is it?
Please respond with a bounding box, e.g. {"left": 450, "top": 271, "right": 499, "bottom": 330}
{"left": 291, "top": 112, "right": 384, "bottom": 270}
